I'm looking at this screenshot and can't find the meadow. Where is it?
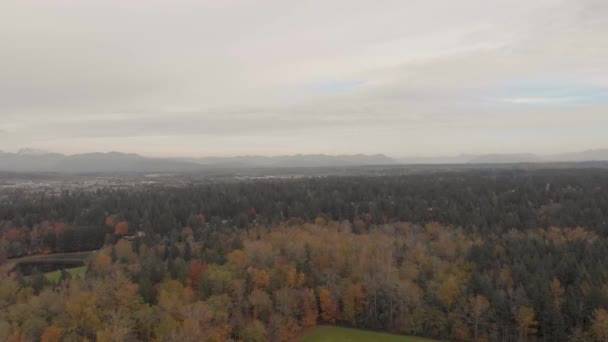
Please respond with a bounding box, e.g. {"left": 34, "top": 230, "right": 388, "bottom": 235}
{"left": 301, "top": 326, "right": 438, "bottom": 342}
{"left": 44, "top": 265, "right": 87, "bottom": 283}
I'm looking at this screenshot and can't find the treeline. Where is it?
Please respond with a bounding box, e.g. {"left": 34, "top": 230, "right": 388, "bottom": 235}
{"left": 2, "top": 168, "right": 608, "bottom": 341}
{"left": 2, "top": 222, "right": 608, "bottom": 341}
{"left": 3, "top": 168, "right": 608, "bottom": 258}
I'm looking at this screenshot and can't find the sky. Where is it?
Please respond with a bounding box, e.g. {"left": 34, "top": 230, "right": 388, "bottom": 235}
{"left": 1, "top": 0, "right": 607, "bottom": 158}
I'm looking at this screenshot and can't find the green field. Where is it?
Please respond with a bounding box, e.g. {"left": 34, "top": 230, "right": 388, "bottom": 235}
{"left": 301, "top": 326, "right": 437, "bottom": 342}
{"left": 45, "top": 266, "right": 87, "bottom": 283}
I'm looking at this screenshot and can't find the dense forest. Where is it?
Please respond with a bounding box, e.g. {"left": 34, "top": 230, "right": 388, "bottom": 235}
{"left": 2, "top": 168, "right": 608, "bottom": 341}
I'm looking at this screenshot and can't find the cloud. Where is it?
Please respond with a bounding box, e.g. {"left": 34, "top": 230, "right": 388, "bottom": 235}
{"left": 504, "top": 97, "right": 586, "bottom": 105}
{"left": 0, "top": 0, "right": 607, "bottom": 156}
{"left": 303, "top": 80, "right": 367, "bottom": 96}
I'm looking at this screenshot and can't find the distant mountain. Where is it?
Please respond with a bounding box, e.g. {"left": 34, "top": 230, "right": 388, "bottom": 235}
{"left": 55, "top": 152, "right": 202, "bottom": 173}
{"left": 147, "top": 153, "right": 396, "bottom": 170}
{"left": 17, "top": 148, "right": 55, "bottom": 156}
{"left": 468, "top": 153, "right": 543, "bottom": 164}
{"left": 399, "top": 154, "right": 475, "bottom": 165}
{"left": 549, "top": 149, "right": 608, "bottom": 162}
{"left": 398, "top": 150, "right": 608, "bottom": 165}
{"left": 398, "top": 153, "right": 543, "bottom": 165}
{"left": 0, "top": 151, "right": 201, "bottom": 173}
{"left": 0, "top": 151, "right": 397, "bottom": 173}
{"left": 467, "top": 150, "right": 608, "bottom": 164}
{"left": 182, "top": 154, "right": 397, "bottom": 168}
{"left": 2, "top": 148, "right": 608, "bottom": 173}
{"left": 0, "top": 150, "right": 65, "bottom": 172}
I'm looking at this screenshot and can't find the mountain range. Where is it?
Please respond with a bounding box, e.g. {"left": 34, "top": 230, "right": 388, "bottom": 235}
{"left": 178, "top": 154, "right": 395, "bottom": 168}
{"left": 0, "top": 150, "right": 397, "bottom": 173}
{"left": 1, "top": 148, "right": 608, "bottom": 173}
{"left": 399, "top": 149, "right": 608, "bottom": 165}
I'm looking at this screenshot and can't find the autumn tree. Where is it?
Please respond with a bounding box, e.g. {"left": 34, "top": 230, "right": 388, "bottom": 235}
{"left": 342, "top": 283, "right": 366, "bottom": 325}
{"left": 242, "top": 319, "right": 267, "bottom": 342}
{"left": 469, "top": 294, "right": 490, "bottom": 342}
{"left": 550, "top": 277, "right": 565, "bottom": 308}
{"left": 96, "top": 310, "right": 134, "bottom": 342}
{"left": 134, "top": 304, "right": 160, "bottom": 342}
{"left": 248, "top": 289, "right": 272, "bottom": 321}
{"left": 103, "top": 214, "right": 117, "bottom": 228}
{"left": 90, "top": 251, "right": 112, "bottom": 275}
{"left": 268, "top": 314, "right": 300, "bottom": 342}
{"left": 227, "top": 249, "right": 248, "bottom": 274}
{"left": 114, "top": 239, "right": 136, "bottom": 263}
{"left": 438, "top": 275, "right": 460, "bottom": 313}
{"left": 591, "top": 308, "right": 608, "bottom": 342}
{"left": 319, "top": 288, "right": 338, "bottom": 324}
{"left": 188, "top": 260, "right": 208, "bottom": 288}
{"left": 516, "top": 306, "right": 538, "bottom": 342}
{"left": 158, "top": 280, "right": 194, "bottom": 320}
{"left": 274, "top": 287, "right": 298, "bottom": 317}
{"left": 40, "top": 326, "right": 62, "bottom": 342}
{"left": 62, "top": 292, "right": 103, "bottom": 339}
{"left": 114, "top": 221, "right": 129, "bottom": 236}
{"left": 299, "top": 288, "right": 318, "bottom": 328}
{"left": 286, "top": 266, "right": 298, "bottom": 288}
{"left": 248, "top": 267, "right": 271, "bottom": 290}
{"left": 182, "top": 226, "right": 193, "bottom": 239}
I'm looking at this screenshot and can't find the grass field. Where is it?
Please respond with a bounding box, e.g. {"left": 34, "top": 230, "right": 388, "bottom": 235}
{"left": 45, "top": 266, "right": 87, "bottom": 283}
{"left": 301, "top": 326, "right": 438, "bottom": 342}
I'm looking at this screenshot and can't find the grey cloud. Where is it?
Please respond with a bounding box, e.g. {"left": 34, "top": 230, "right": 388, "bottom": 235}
{"left": 0, "top": 0, "right": 607, "bottom": 156}
{"left": 17, "top": 111, "right": 397, "bottom": 139}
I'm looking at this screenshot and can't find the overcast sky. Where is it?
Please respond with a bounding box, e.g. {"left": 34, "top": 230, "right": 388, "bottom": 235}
{"left": 1, "top": 0, "right": 607, "bottom": 157}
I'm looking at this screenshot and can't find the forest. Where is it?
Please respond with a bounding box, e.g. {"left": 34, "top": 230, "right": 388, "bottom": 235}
{"left": 2, "top": 168, "right": 608, "bottom": 341}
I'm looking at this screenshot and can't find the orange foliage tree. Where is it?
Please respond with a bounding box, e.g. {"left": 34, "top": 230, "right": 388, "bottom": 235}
{"left": 299, "top": 288, "right": 318, "bottom": 328}
{"left": 248, "top": 267, "right": 271, "bottom": 290}
{"left": 114, "top": 221, "right": 129, "bottom": 236}
{"left": 189, "top": 260, "right": 208, "bottom": 287}
{"left": 105, "top": 214, "right": 117, "bottom": 227}
{"left": 41, "top": 326, "right": 62, "bottom": 342}
{"left": 319, "top": 288, "right": 338, "bottom": 324}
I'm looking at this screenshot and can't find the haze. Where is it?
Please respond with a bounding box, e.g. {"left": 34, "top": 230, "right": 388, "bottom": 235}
{"left": 1, "top": 0, "right": 607, "bottom": 158}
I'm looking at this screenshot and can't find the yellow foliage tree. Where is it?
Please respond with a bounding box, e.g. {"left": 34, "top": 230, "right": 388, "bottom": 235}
{"left": 286, "top": 266, "right": 298, "bottom": 288}
{"left": 438, "top": 275, "right": 460, "bottom": 312}
{"left": 342, "top": 283, "right": 366, "bottom": 325}
{"left": 227, "top": 249, "right": 248, "bottom": 273}
{"left": 90, "top": 252, "right": 112, "bottom": 275}
{"left": 550, "top": 278, "right": 565, "bottom": 308}
{"left": 469, "top": 294, "right": 490, "bottom": 342}
{"left": 114, "top": 239, "right": 137, "bottom": 264}
{"left": 248, "top": 267, "right": 271, "bottom": 290}
{"left": 516, "top": 306, "right": 538, "bottom": 342}
{"left": 591, "top": 308, "right": 608, "bottom": 342}
{"left": 64, "top": 292, "right": 102, "bottom": 337}
{"left": 208, "top": 323, "right": 232, "bottom": 342}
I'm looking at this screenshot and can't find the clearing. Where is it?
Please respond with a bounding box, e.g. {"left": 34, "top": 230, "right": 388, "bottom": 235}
{"left": 2, "top": 251, "right": 93, "bottom": 276}
{"left": 45, "top": 265, "right": 88, "bottom": 282}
